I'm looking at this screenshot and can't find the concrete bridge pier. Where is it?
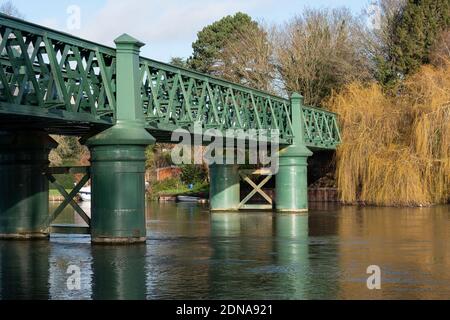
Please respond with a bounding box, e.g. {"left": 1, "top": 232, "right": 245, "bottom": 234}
{"left": 86, "top": 34, "right": 155, "bottom": 244}
{"left": 0, "top": 131, "right": 57, "bottom": 239}
{"left": 276, "top": 94, "right": 313, "bottom": 213}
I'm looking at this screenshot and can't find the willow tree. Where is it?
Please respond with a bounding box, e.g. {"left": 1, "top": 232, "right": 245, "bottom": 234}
{"left": 328, "top": 63, "right": 450, "bottom": 206}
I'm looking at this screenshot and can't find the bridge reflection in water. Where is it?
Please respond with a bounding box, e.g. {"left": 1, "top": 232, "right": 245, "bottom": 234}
{"left": 0, "top": 202, "right": 449, "bottom": 300}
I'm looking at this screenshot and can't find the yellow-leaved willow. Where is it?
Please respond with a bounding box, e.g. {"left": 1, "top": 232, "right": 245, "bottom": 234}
{"left": 327, "top": 63, "right": 450, "bottom": 207}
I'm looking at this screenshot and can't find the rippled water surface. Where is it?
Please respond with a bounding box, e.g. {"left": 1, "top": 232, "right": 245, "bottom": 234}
{"left": 0, "top": 202, "right": 449, "bottom": 300}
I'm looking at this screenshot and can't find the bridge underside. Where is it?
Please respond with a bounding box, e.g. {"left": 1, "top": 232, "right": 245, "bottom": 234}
{"left": 0, "top": 110, "right": 285, "bottom": 146}
{"left": 0, "top": 105, "right": 112, "bottom": 136}
{"left": 0, "top": 107, "right": 337, "bottom": 151}
{"left": 0, "top": 113, "right": 328, "bottom": 153}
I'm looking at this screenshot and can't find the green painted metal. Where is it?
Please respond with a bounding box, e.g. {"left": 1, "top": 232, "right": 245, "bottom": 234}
{"left": 0, "top": 14, "right": 340, "bottom": 149}
{"left": 276, "top": 155, "right": 310, "bottom": 212}
{"left": 44, "top": 166, "right": 91, "bottom": 227}
{"left": 240, "top": 204, "right": 273, "bottom": 210}
{"left": 0, "top": 14, "right": 116, "bottom": 128}
{"left": 86, "top": 34, "right": 155, "bottom": 244}
{"left": 209, "top": 164, "right": 240, "bottom": 211}
{"left": 276, "top": 94, "right": 313, "bottom": 213}
{"left": 140, "top": 58, "right": 294, "bottom": 144}
{"left": 238, "top": 169, "right": 273, "bottom": 210}
{"left": 88, "top": 145, "right": 149, "bottom": 243}
{"left": 302, "top": 105, "right": 342, "bottom": 150}
{"left": 0, "top": 131, "right": 56, "bottom": 239}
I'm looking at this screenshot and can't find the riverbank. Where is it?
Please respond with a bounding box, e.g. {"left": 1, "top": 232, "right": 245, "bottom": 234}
{"left": 149, "top": 181, "right": 209, "bottom": 202}
{"left": 155, "top": 187, "right": 340, "bottom": 203}
{"left": 48, "top": 185, "right": 211, "bottom": 203}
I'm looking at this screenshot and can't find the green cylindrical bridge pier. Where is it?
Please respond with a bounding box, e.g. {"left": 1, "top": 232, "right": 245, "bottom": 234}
{"left": 0, "top": 14, "right": 341, "bottom": 244}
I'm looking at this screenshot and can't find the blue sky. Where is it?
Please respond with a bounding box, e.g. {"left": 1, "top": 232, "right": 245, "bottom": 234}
{"left": 5, "top": 0, "right": 371, "bottom": 62}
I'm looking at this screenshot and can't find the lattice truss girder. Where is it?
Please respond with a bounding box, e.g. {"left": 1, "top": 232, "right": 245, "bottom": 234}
{"left": 302, "top": 107, "right": 342, "bottom": 149}
{"left": 0, "top": 22, "right": 116, "bottom": 120}
{"left": 140, "top": 59, "right": 294, "bottom": 143}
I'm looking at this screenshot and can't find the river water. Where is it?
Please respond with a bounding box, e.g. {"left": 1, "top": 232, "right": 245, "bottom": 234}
{"left": 0, "top": 202, "right": 449, "bottom": 300}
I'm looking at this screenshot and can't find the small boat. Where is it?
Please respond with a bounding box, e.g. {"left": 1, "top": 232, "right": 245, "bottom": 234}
{"left": 177, "top": 196, "right": 201, "bottom": 203}
{"left": 78, "top": 186, "right": 91, "bottom": 201}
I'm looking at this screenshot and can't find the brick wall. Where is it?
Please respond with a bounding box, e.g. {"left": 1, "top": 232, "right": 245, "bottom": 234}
{"left": 156, "top": 167, "right": 182, "bottom": 182}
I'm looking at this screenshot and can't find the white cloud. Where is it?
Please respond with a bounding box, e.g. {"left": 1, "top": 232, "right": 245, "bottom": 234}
{"left": 69, "top": 0, "right": 268, "bottom": 59}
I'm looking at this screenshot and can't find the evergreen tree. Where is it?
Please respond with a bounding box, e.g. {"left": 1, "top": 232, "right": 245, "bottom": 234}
{"left": 169, "top": 57, "right": 189, "bottom": 69}
{"left": 188, "top": 12, "right": 259, "bottom": 74}
{"left": 377, "top": 0, "right": 450, "bottom": 85}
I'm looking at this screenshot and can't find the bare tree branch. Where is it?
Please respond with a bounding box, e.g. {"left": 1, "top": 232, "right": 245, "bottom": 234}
{"left": 0, "top": 1, "right": 24, "bottom": 18}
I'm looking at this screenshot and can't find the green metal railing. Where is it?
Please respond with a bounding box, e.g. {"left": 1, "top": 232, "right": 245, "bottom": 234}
{"left": 302, "top": 105, "right": 342, "bottom": 149}
{"left": 140, "top": 57, "right": 294, "bottom": 143}
{"left": 0, "top": 13, "right": 116, "bottom": 125}
{"left": 0, "top": 13, "right": 340, "bottom": 149}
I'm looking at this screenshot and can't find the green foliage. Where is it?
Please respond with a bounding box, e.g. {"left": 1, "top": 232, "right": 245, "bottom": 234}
{"left": 216, "top": 23, "right": 275, "bottom": 91}
{"left": 52, "top": 174, "right": 76, "bottom": 190}
{"left": 49, "top": 189, "right": 72, "bottom": 197}
{"left": 151, "top": 178, "right": 185, "bottom": 195}
{"left": 188, "top": 12, "right": 259, "bottom": 74}
{"left": 149, "top": 177, "right": 209, "bottom": 200}
{"left": 180, "top": 164, "right": 208, "bottom": 185}
{"left": 377, "top": 0, "right": 450, "bottom": 85}
{"left": 169, "top": 57, "right": 189, "bottom": 68}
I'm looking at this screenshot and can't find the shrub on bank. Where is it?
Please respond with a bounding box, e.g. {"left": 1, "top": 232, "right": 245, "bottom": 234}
{"left": 148, "top": 177, "right": 209, "bottom": 200}
{"left": 180, "top": 164, "right": 208, "bottom": 185}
